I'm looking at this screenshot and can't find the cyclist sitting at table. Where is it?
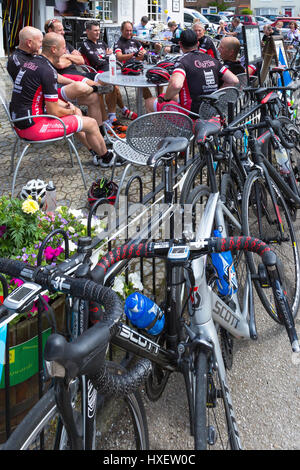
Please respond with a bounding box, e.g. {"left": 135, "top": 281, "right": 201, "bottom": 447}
{"left": 114, "top": 21, "right": 152, "bottom": 100}
{"left": 218, "top": 36, "right": 257, "bottom": 79}
{"left": 10, "top": 32, "right": 115, "bottom": 168}
{"left": 45, "top": 19, "right": 136, "bottom": 128}
{"left": 164, "top": 21, "right": 183, "bottom": 54}
{"left": 145, "top": 29, "right": 239, "bottom": 115}
{"left": 192, "top": 21, "right": 218, "bottom": 59}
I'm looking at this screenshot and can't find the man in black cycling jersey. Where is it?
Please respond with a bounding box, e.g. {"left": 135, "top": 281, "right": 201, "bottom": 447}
{"left": 10, "top": 32, "right": 115, "bottom": 167}
{"left": 45, "top": 19, "right": 132, "bottom": 134}
{"left": 218, "top": 36, "right": 257, "bottom": 79}
{"left": 79, "top": 20, "right": 137, "bottom": 124}
{"left": 114, "top": 21, "right": 152, "bottom": 100}
{"left": 7, "top": 25, "right": 111, "bottom": 150}
{"left": 145, "top": 29, "right": 238, "bottom": 115}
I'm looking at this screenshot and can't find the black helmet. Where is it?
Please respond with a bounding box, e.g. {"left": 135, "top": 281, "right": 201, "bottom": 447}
{"left": 88, "top": 178, "right": 118, "bottom": 207}
{"left": 121, "top": 59, "right": 144, "bottom": 75}
{"left": 146, "top": 67, "right": 170, "bottom": 84}
{"left": 157, "top": 60, "right": 175, "bottom": 75}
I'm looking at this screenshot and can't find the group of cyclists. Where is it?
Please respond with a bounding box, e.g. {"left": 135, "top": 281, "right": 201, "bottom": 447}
{"left": 7, "top": 16, "right": 259, "bottom": 169}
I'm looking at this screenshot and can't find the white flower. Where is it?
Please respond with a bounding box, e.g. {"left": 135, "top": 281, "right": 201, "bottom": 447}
{"left": 61, "top": 240, "right": 77, "bottom": 252}
{"left": 129, "top": 272, "right": 144, "bottom": 291}
{"left": 69, "top": 208, "right": 83, "bottom": 219}
{"left": 68, "top": 226, "right": 75, "bottom": 233}
{"left": 112, "top": 275, "right": 126, "bottom": 298}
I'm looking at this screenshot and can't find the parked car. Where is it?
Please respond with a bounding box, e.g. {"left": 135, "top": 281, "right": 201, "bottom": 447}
{"left": 263, "top": 14, "right": 281, "bottom": 22}
{"left": 219, "top": 11, "right": 234, "bottom": 18}
{"left": 202, "top": 13, "right": 228, "bottom": 26}
{"left": 183, "top": 8, "right": 216, "bottom": 32}
{"left": 271, "top": 17, "right": 300, "bottom": 36}
{"left": 255, "top": 15, "right": 272, "bottom": 31}
{"left": 235, "top": 14, "right": 258, "bottom": 26}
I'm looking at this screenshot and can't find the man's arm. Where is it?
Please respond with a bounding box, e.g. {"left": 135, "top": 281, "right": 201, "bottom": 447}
{"left": 220, "top": 68, "right": 239, "bottom": 87}
{"left": 45, "top": 99, "right": 77, "bottom": 118}
{"left": 160, "top": 71, "right": 185, "bottom": 102}
{"left": 62, "top": 52, "right": 85, "bottom": 66}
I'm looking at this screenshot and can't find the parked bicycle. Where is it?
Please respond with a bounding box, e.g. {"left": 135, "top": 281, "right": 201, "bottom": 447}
{"left": 0, "top": 254, "right": 149, "bottom": 450}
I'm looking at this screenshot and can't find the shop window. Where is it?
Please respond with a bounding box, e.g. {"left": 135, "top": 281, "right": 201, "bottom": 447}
{"left": 147, "top": 0, "right": 162, "bottom": 22}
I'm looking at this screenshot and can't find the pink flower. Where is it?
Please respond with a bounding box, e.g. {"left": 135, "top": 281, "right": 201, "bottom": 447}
{"left": 44, "top": 245, "right": 64, "bottom": 261}
{"left": 10, "top": 278, "right": 24, "bottom": 287}
{"left": 30, "top": 294, "right": 50, "bottom": 313}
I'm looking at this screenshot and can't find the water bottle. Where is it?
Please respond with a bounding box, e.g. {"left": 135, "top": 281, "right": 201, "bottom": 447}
{"left": 44, "top": 181, "right": 57, "bottom": 214}
{"left": 274, "top": 145, "right": 290, "bottom": 175}
{"left": 211, "top": 229, "right": 238, "bottom": 297}
{"left": 124, "top": 292, "right": 165, "bottom": 336}
{"left": 109, "top": 52, "right": 116, "bottom": 78}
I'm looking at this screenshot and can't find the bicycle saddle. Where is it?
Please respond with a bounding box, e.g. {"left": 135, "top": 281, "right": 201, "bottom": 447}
{"left": 194, "top": 117, "right": 222, "bottom": 143}
{"left": 44, "top": 321, "right": 112, "bottom": 379}
{"left": 147, "top": 136, "right": 189, "bottom": 166}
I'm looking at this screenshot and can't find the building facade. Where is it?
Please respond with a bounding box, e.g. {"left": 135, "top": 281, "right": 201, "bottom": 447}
{"left": 184, "top": 0, "right": 251, "bottom": 14}
{"left": 251, "top": 0, "right": 300, "bottom": 17}
{"left": 0, "top": 0, "right": 184, "bottom": 57}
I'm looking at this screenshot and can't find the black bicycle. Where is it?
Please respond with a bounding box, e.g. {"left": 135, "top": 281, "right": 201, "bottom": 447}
{"left": 0, "top": 254, "right": 149, "bottom": 450}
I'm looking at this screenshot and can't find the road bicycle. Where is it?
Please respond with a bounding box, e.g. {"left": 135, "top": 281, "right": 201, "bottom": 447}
{"left": 53, "top": 134, "right": 300, "bottom": 448}
{"left": 0, "top": 248, "right": 149, "bottom": 450}
{"left": 167, "top": 89, "right": 300, "bottom": 324}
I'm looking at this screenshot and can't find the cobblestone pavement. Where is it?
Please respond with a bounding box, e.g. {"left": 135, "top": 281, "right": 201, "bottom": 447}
{"left": 0, "top": 59, "right": 299, "bottom": 450}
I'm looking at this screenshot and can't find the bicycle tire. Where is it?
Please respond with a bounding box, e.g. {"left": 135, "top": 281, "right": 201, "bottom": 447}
{"left": 242, "top": 169, "right": 300, "bottom": 323}
{"left": 94, "top": 362, "right": 149, "bottom": 450}
{"left": 2, "top": 364, "right": 149, "bottom": 450}
{"left": 1, "top": 388, "right": 64, "bottom": 450}
{"left": 194, "top": 350, "right": 241, "bottom": 450}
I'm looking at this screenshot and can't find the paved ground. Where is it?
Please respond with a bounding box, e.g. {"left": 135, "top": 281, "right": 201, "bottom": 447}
{"left": 0, "top": 58, "right": 299, "bottom": 450}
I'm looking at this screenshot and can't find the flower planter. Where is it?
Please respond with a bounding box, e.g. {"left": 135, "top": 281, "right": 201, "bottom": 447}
{"left": 0, "top": 295, "right": 66, "bottom": 443}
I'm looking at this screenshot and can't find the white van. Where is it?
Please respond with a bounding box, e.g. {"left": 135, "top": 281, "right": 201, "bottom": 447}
{"left": 183, "top": 8, "right": 216, "bottom": 32}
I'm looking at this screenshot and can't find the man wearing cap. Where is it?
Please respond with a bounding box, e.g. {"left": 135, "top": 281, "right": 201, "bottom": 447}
{"left": 145, "top": 30, "right": 238, "bottom": 115}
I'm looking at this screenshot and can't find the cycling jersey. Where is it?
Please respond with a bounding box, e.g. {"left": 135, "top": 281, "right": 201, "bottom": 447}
{"left": 223, "top": 59, "right": 245, "bottom": 75}
{"left": 114, "top": 37, "right": 143, "bottom": 60}
{"left": 7, "top": 48, "right": 36, "bottom": 81}
{"left": 198, "top": 36, "right": 218, "bottom": 59}
{"left": 79, "top": 39, "right": 109, "bottom": 71}
{"left": 172, "top": 50, "right": 228, "bottom": 113}
{"left": 171, "top": 26, "right": 183, "bottom": 45}
{"left": 9, "top": 54, "right": 82, "bottom": 138}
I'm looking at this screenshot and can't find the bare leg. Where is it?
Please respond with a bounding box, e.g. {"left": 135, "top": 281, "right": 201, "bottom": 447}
{"left": 77, "top": 93, "right": 103, "bottom": 126}
{"left": 81, "top": 116, "right": 107, "bottom": 156}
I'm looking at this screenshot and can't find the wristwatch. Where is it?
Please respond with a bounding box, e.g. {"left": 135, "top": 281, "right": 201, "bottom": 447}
{"left": 158, "top": 96, "right": 171, "bottom": 103}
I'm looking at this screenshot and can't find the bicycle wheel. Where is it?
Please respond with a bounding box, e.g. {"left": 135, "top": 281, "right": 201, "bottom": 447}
{"left": 194, "top": 350, "right": 241, "bottom": 450}
{"left": 2, "top": 364, "right": 149, "bottom": 450}
{"left": 242, "top": 169, "right": 300, "bottom": 323}
{"left": 265, "top": 117, "right": 300, "bottom": 206}
{"left": 94, "top": 362, "right": 149, "bottom": 450}
{"left": 1, "top": 388, "right": 66, "bottom": 450}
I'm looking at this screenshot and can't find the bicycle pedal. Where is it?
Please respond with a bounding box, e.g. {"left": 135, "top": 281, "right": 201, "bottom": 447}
{"left": 207, "top": 426, "right": 217, "bottom": 446}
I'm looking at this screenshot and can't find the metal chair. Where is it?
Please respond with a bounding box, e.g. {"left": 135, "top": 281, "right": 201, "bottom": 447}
{"left": 161, "top": 87, "right": 240, "bottom": 124}
{"left": 0, "top": 86, "right": 87, "bottom": 197}
{"left": 197, "top": 87, "right": 240, "bottom": 122}
{"left": 236, "top": 74, "right": 258, "bottom": 108}
{"left": 104, "top": 111, "right": 194, "bottom": 204}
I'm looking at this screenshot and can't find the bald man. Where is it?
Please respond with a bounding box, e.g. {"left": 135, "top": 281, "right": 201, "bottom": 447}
{"left": 10, "top": 33, "right": 115, "bottom": 167}
{"left": 218, "top": 36, "right": 256, "bottom": 77}
{"left": 7, "top": 26, "right": 116, "bottom": 160}
{"left": 218, "top": 37, "right": 245, "bottom": 75}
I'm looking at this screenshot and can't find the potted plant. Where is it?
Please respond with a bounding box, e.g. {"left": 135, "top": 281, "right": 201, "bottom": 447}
{"left": 0, "top": 195, "right": 106, "bottom": 441}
